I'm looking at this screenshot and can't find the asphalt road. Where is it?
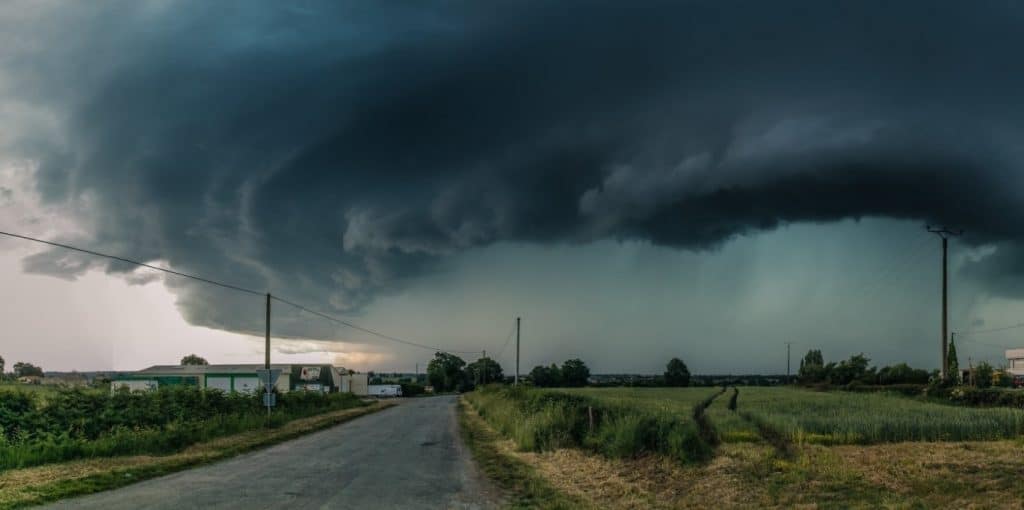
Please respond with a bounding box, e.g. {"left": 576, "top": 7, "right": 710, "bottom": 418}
{"left": 43, "top": 396, "right": 500, "bottom": 509}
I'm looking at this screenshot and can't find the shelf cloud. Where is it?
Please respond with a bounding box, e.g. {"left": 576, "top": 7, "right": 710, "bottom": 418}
{"left": 3, "top": 1, "right": 1024, "bottom": 338}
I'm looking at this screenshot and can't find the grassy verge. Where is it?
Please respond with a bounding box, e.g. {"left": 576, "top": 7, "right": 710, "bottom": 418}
{"left": 457, "top": 398, "right": 587, "bottom": 510}
{"left": 466, "top": 386, "right": 717, "bottom": 463}
{"left": 0, "top": 401, "right": 393, "bottom": 509}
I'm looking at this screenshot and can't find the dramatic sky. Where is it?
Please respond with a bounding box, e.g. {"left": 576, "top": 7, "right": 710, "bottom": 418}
{"left": 2, "top": 1, "right": 1024, "bottom": 373}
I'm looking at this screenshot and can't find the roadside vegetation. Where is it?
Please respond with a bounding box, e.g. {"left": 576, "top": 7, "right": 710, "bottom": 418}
{"left": 464, "top": 385, "right": 720, "bottom": 464}
{"left": 0, "top": 386, "right": 367, "bottom": 470}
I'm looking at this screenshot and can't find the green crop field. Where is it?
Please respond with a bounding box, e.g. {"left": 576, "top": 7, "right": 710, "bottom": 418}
{"left": 559, "top": 386, "right": 1024, "bottom": 445}
{"left": 559, "top": 387, "right": 761, "bottom": 442}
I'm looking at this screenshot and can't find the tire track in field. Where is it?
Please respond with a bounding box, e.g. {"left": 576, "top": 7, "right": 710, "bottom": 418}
{"left": 692, "top": 386, "right": 728, "bottom": 447}
{"left": 728, "top": 387, "right": 796, "bottom": 458}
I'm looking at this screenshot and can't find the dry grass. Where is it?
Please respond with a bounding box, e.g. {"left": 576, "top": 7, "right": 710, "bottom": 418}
{"left": 0, "top": 402, "right": 393, "bottom": 509}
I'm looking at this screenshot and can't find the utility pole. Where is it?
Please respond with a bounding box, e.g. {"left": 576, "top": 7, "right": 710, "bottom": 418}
{"left": 786, "top": 342, "right": 792, "bottom": 383}
{"left": 515, "top": 317, "right": 521, "bottom": 386}
{"left": 927, "top": 226, "right": 962, "bottom": 380}
{"left": 265, "top": 293, "right": 271, "bottom": 370}
{"left": 482, "top": 350, "right": 487, "bottom": 385}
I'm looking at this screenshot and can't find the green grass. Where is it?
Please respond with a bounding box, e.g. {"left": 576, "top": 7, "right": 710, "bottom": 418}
{"left": 560, "top": 387, "right": 760, "bottom": 443}
{"left": 457, "top": 399, "right": 585, "bottom": 509}
{"left": 465, "top": 386, "right": 718, "bottom": 463}
{"left": 735, "top": 387, "right": 1024, "bottom": 444}
{"left": 558, "top": 386, "right": 1024, "bottom": 445}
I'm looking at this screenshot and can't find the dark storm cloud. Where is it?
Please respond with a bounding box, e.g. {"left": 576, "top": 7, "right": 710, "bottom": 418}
{"left": 5, "top": 0, "right": 1024, "bottom": 337}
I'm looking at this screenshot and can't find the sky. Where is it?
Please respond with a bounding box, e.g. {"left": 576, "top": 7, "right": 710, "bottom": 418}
{"left": 2, "top": 1, "right": 1024, "bottom": 374}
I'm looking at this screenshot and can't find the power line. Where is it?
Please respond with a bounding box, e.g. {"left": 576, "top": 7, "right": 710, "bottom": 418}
{"left": 494, "top": 320, "right": 518, "bottom": 360}
{"left": 1, "top": 229, "right": 480, "bottom": 355}
{"left": 957, "top": 337, "right": 1014, "bottom": 350}
{"left": 0, "top": 230, "right": 265, "bottom": 296}
{"left": 956, "top": 323, "right": 1024, "bottom": 336}
{"left": 270, "top": 295, "right": 482, "bottom": 355}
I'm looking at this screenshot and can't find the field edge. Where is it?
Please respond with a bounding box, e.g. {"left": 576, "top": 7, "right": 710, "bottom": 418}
{"left": 457, "top": 396, "right": 589, "bottom": 510}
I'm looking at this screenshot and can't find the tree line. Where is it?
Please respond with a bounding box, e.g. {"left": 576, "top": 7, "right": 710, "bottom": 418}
{"left": 0, "top": 356, "right": 44, "bottom": 379}
{"left": 425, "top": 352, "right": 697, "bottom": 391}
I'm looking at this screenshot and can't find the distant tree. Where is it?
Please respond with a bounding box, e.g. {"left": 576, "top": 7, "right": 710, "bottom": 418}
{"left": 664, "top": 358, "right": 691, "bottom": 387}
{"left": 427, "top": 352, "right": 467, "bottom": 392}
{"left": 877, "top": 363, "right": 930, "bottom": 385}
{"left": 466, "top": 357, "right": 504, "bottom": 386}
{"left": 0, "top": 355, "right": 4, "bottom": 376}
{"left": 828, "top": 354, "right": 870, "bottom": 385}
{"left": 798, "top": 349, "right": 826, "bottom": 383}
{"left": 946, "top": 340, "right": 960, "bottom": 384}
{"left": 529, "top": 364, "right": 562, "bottom": 387}
{"left": 180, "top": 354, "right": 209, "bottom": 366}
{"left": 561, "top": 358, "right": 590, "bottom": 387}
{"left": 13, "top": 362, "right": 43, "bottom": 377}
{"left": 975, "top": 362, "right": 994, "bottom": 389}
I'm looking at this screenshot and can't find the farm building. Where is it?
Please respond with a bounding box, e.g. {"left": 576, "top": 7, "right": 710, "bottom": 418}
{"left": 1006, "top": 349, "right": 1024, "bottom": 377}
{"left": 112, "top": 364, "right": 346, "bottom": 393}
{"left": 338, "top": 371, "right": 369, "bottom": 396}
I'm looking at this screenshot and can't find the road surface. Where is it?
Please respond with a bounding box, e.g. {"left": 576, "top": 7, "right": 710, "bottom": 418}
{"left": 43, "top": 396, "right": 500, "bottom": 509}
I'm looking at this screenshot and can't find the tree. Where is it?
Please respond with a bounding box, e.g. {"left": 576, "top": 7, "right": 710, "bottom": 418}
{"left": 529, "top": 364, "right": 562, "bottom": 387}
{"left": 180, "top": 354, "right": 209, "bottom": 366}
{"left": 798, "top": 349, "right": 826, "bottom": 383}
{"left": 561, "top": 358, "right": 590, "bottom": 387}
{"left": 427, "top": 352, "right": 467, "bottom": 392}
{"left": 13, "top": 362, "right": 43, "bottom": 377}
{"left": 0, "top": 355, "right": 4, "bottom": 376}
{"left": 975, "top": 361, "right": 994, "bottom": 389}
{"left": 466, "top": 357, "right": 504, "bottom": 386}
{"left": 664, "top": 357, "right": 691, "bottom": 387}
{"left": 947, "top": 339, "right": 960, "bottom": 384}
{"left": 828, "top": 354, "right": 870, "bottom": 385}
{"left": 877, "top": 363, "right": 930, "bottom": 385}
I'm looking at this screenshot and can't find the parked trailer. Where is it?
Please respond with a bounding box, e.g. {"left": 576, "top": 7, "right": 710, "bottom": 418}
{"left": 367, "top": 384, "right": 403, "bottom": 397}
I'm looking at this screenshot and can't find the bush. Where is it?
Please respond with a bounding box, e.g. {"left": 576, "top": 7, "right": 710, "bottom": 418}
{"left": 0, "top": 386, "right": 364, "bottom": 469}
{"left": 949, "top": 387, "right": 1024, "bottom": 408}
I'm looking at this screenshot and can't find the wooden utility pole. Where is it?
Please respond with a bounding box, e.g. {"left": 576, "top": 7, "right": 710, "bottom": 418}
{"left": 265, "top": 293, "right": 271, "bottom": 370}
{"left": 928, "top": 226, "right": 962, "bottom": 380}
{"left": 515, "top": 317, "right": 521, "bottom": 386}
{"left": 786, "top": 342, "right": 792, "bottom": 383}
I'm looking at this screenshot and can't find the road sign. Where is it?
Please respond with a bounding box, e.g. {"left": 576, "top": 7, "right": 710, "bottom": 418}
{"left": 255, "top": 369, "right": 282, "bottom": 389}
{"left": 262, "top": 392, "right": 276, "bottom": 407}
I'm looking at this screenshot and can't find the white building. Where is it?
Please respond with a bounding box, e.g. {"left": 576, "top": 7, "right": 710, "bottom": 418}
{"left": 1006, "top": 349, "right": 1024, "bottom": 376}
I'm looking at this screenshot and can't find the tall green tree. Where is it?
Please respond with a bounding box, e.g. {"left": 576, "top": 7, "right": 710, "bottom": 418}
{"left": 0, "top": 355, "right": 4, "bottom": 375}
{"left": 828, "top": 354, "right": 870, "bottom": 385}
{"left": 664, "top": 357, "right": 691, "bottom": 387}
{"left": 529, "top": 364, "right": 562, "bottom": 387}
{"left": 561, "top": 358, "right": 590, "bottom": 387}
{"left": 180, "top": 354, "right": 209, "bottom": 365}
{"left": 466, "top": 356, "right": 504, "bottom": 385}
{"left": 975, "top": 361, "right": 994, "bottom": 389}
{"left": 798, "top": 349, "right": 826, "bottom": 383}
{"left": 427, "top": 352, "right": 467, "bottom": 392}
{"left": 947, "top": 339, "right": 960, "bottom": 384}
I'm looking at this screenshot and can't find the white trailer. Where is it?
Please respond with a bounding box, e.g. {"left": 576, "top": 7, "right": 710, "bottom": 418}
{"left": 367, "top": 384, "right": 403, "bottom": 397}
